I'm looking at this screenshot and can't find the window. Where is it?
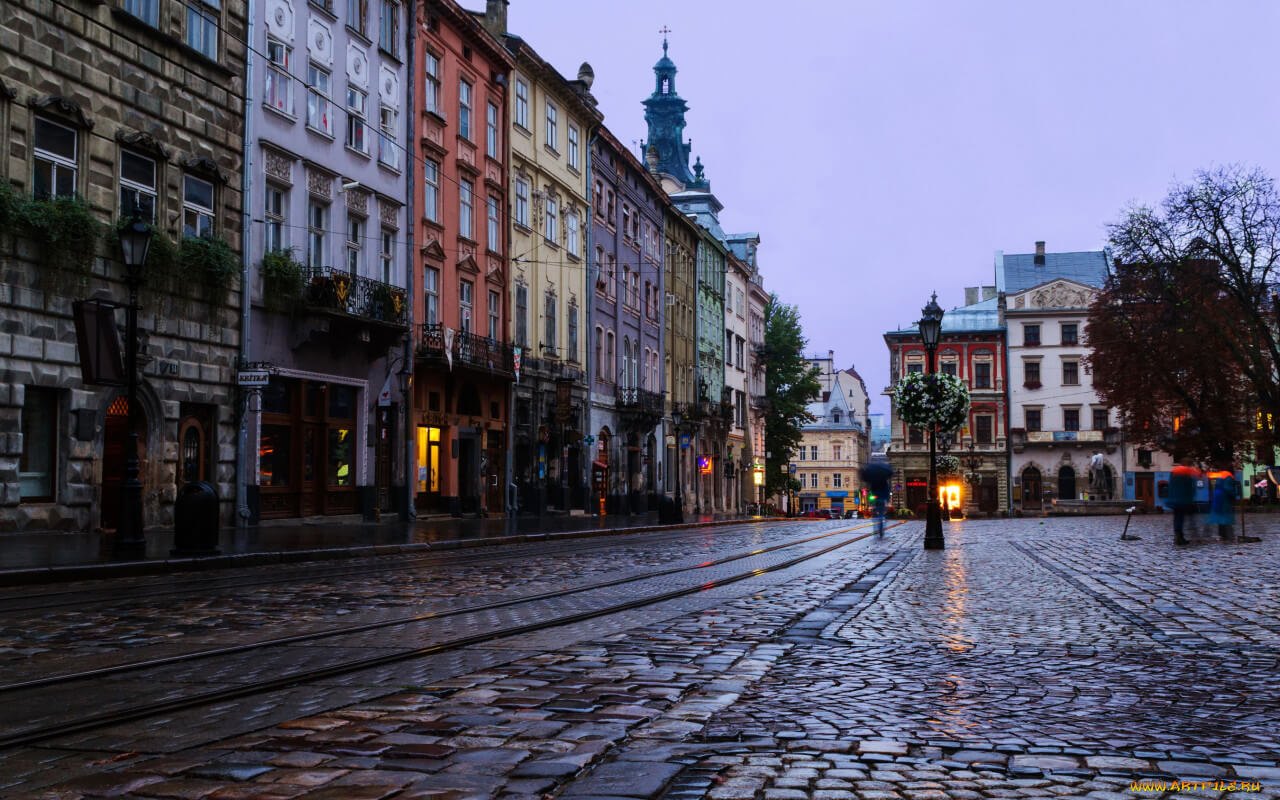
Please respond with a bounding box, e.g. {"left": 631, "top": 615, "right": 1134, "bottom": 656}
{"left": 124, "top": 0, "right": 158, "bottom": 25}
{"left": 906, "top": 362, "right": 923, "bottom": 375}
{"left": 565, "top": 211, "right": 580, "bottom": 257}
{"left": 488, "top": 289, "right": 500, "bottom": 340}
{"left": 1061, "top": 323, "right": 1079, "bottom": 346}
{"left": 724, "top": 330, "right": 732, "bottom": 366}
{"left": 459, "top": 179, "right": 473, "bottom": 240}
{"left": 545, "top": 102, "right": 558, "bottom": 150}
{"left": 380, "top": 228, "right": 393, "bottom": 284}
{"left": 119, "top": 149, "right": 157, "bottom": 222}
{"left": 378, "top": 0, "right": 399, "bottom": 56}
{"left": 345, "top": 216, "right": 363, "bottom": 274}
{"left": 514, "top": 78, "right": 529, "bottom": 129}
{"left": 975, "top": 415, "right": 993, "bottom": 444}
{"left": 306, "top": 64, "right": 332, "bottom": 135}
{"left": 347, "top": 0, "right": 368, "bottom": 36}
{"left": 1062, "top": 360, "right": 1080, "bottom": 386}
{"left": 568, "top": 301, "right": 578, "bottom": 360}
{"left": 423, "top": 52, "right": 440, "bottom": 114}
{"left": 378, "top": 106, "right": 398, "bottom": 169}
{"left": 1024, "top": 360, "right": 1041, "bottom": 388}
{"left": 810, "top": 445, "right": 818, "bottom": 460}
{"left": 594, "top": 326, "right": 603, "bottom": 375}
{"left": 737, "top": 337, "right": 745, "bottom": 370}
{"left": 1024, "top": 324, "right": 1040, "bottom": 346}
{"left": 606, "top": 190, "right": 615, "bottom": 220}
{"left": 515, "top": 283, "right": 528, "bottom": 347}
{"left": 20, "top": 387, "right": 57, "bottom": 501}
{"left": 1063, "top": 408, "right": 1080, "bottom": 432}
{"left": 833, "top": 473, "right": 842, "bottom": 488}
{"left": 265, "top": 184, "right": 286, "bottom": 252}
{"left": 514, "top": 177, "right": 529, "bottom": 228}
{"left": 833, "top": 443, "right": 842, "bottom": 461}
{"left": 940, "top": 360, "right": 957, "bottom": 376}
{"left": 627, "top": 270, "right": 638, "bottom": 309}
{"left": 307, "top": 201, "right": 327, "bottom": 268}
{"left": 810, "top": 474, "right": 819, "bottom": 489}
{"left": 486, "top": 102, "right": 499, "bottom": 157}
{"left": 568, "top": 125, "right": 580, "bottom": 169}
{"left": 423, "top": 159, "right": 439, "bottom": 222}
{"left": 544, "top": 196, "right": 558, "bottom": 243}
{"left": 186, "top": 0, "right": 219, "bottom": 59}
{"left": 458, "top": 80, "right": 472, "bottom": 140}
{"left": 345, "top": 87, "right": 369, "bottom": 153}
{"left": 486, "top": 195, "right": 500, "bottom": 252}
{"left": 1092, "top": 408, "right": 1109, "bottom": 431}
{"left": 798, "top": 447, "right": 806, "bottom": 461}
{"left": 182, "top": 175, "right": 215, "bottom": 237}
{"left": 908, "top": 426, "right": 924, "bottom": 444}
{"left": 459, "top": 280, "right": 473, "bottom": 332}
{"left": 606, "top": 330, "right": 614, "bottom": 376}
{"left": 544, "top": 292, "right": 557, "bottom": 351}
{"left": 974, "top": 361, "right": 992, "bottom": 389}
{"left": 622, "top": 205, "right": 631, "bottom": 241}
{"left": 266, "top": 39, "right": 293, "bottom": 114}
{"left": 33, "top": 116, "right": 78, "bottom": 199}
{"left": 424, "top": 266, "right": 439, "bottom": 325}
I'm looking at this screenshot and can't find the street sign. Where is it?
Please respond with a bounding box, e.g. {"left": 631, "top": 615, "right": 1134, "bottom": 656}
{"left": 788, "top": 464, "right": 797, "bottom": 474}
{"left": 237, "top": 370, "right": 270, "bottom": 388}
{"left": 679, "top": 433, "right": 692, "bottom": 449}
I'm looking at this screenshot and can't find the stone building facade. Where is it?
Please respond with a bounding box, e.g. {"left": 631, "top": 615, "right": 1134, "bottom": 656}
{"left": 663, "top": 203, "right": 699, "bottom": 516}
{"left": 588, "top": 126, "right": 665, "bottom": 514}
{"left": 410, "top": 0, "right": 513, "bottom": 515}
{"left": 481, "top": 8, "right": 602, "bottom": 514}
{"left": 241, "top": 0, "right": 412, "bottom": 522}
{"left": 1, "top": 0, "right": 246, "bottom": 534}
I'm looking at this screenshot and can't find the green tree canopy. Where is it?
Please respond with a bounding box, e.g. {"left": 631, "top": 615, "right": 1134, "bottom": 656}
{"left": 762, "top": 295, "right": 821, "bottom": 499}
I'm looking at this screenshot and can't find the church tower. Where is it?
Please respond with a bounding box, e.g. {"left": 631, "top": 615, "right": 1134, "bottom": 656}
{"left": 641, "top": 35, "right": 696, "bottom": 188}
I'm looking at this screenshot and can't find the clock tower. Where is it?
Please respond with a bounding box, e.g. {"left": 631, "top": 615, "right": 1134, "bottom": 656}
{"left": 641, "top": 35, "right": 696, "bottom": 188}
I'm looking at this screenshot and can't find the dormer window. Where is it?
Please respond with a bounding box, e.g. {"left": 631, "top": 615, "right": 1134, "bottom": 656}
{"left": 833, "top": 411, "right": 842, "bottom": 423}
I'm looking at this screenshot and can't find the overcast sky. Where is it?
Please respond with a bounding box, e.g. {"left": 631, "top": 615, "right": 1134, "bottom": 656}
{"left": 505, "top": 1, "right": 1280, "bottom": 414}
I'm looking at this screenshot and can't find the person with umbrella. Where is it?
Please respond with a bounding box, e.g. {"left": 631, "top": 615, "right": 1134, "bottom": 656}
{"left": 861, "top": 456, "right": 893, "bottom": 536}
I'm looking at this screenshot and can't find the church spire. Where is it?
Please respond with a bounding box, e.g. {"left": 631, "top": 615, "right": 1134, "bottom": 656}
{"left": 641, "top": 30, "right": 695, "bottom": 186}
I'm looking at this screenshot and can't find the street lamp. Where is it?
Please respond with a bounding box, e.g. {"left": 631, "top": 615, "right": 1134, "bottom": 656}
{"left": 962, "top": 440, "right": 983, "bottom": 513}
{"left": 671, "top": 406, "right": 684, "bottom": 522}
{"left": 919, "top": 292, "right": 945, "bottom": 550}
{"left": 114, "top": 214, "right": 153, "bottom": 560}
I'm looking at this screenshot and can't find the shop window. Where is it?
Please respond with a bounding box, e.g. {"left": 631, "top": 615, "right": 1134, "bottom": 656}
{"left": 20, "top": 387, "right": 58, "bottom": 501}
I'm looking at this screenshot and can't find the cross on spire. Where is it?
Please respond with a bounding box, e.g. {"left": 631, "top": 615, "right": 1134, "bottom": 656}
{"left": 659, "top": 25, "right": 671, "bottom": 54}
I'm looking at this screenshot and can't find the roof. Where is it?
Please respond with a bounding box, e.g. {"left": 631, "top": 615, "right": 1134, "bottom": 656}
{"left": 887, "top": 296, "right": 1002, "bottom": 336}
{"left": 997, "top": 250, "right": 1110, "bottom": 293}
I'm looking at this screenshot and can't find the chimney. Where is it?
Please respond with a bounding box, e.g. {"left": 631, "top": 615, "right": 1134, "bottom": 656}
{"left": 981, "top": 285, "right": 996, "bottom": 301}
{"left": 964, "top": 286, "right": 978, "bottom": 306}
{"left": 483, "top": 0, "right": 508, "bottom": 36}
{"left": 1034, "top": 240, "right": 1046, "bottom": 266}
{"left": 828, "top": 349, "right": 834, "bottom": 363}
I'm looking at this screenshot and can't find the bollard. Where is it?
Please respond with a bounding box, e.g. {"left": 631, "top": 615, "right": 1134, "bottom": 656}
{"left": 1119, "top": 506, "right": 1140, "bottom": 541}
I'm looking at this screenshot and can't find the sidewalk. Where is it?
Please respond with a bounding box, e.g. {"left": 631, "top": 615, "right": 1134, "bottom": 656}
{"left": 0, "top": 511, "right": 773, "bottom": 585}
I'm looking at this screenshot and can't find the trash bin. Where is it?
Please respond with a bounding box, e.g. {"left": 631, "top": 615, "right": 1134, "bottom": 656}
{"left": 172, "top": 480, "right": 221, "bottom": 557}
{"left": 658, "top": 495, "right": 683, "bottom": 525}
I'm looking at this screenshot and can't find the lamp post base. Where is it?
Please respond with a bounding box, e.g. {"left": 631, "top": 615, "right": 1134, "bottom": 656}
{"left": 924, "top": 499, "right": 945, "bottom": 549}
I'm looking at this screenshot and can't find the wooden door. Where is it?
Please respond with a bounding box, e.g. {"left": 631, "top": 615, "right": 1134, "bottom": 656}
{"left": 300, "top": 422, "right": 323, "bottom": 516}
{"left": 1022, "top": 469, "right": 1042, "bottom": 511}
{"left": 1135, "top": 472, "right": 1155, "bottom": 509}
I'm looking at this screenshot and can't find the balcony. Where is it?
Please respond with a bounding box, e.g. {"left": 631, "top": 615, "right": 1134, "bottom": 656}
{"left": 416, "top": 323, "right": 514, "bottom": 377}
{"left": 1010, "top": 427, "right": 1119, "bottom": 453}
{"left": 302, "top": 266, "right": 408, "bottom": 329}
{"left": 617, "top": 387, "right": 665, "bottom": 430}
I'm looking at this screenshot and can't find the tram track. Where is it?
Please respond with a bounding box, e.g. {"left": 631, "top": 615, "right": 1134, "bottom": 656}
{"left": 0, "top": 519, "right": 804, "bottom": 613}
{"left": 0, "top": 520, "right": 897, "bottom": 751}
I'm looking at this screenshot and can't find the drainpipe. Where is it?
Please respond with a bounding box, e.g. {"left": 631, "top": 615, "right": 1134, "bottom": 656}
{"left": 583, "top": 133, "right": 596, "bottom": 509}
{"left": 236, "top": 0, "right": 257, "bottom": 528}
{"left": 401, "top": 20, "right": 416, "bottom": 523}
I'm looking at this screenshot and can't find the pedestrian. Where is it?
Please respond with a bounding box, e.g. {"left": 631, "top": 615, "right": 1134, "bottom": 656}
{"left": 860, "top": 457, "right": 892, "bottom": 536}
{"left": 1209, "top": 471, "right": 1238, "bottom": 542}
{"left": 1169, "top": 464, "right": 1197, "bottom": 546}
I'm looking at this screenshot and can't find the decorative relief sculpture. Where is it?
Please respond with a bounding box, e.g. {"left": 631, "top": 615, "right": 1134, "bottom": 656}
{"left": 264, "top": 150, "right": 293, "bottom": 183}
{"left": 306, "top": 168, "right": 332, "bottom": 198}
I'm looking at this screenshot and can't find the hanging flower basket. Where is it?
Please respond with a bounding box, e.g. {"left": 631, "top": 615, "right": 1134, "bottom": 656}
{"left": 935, "top": 454, "right": 962, "bottom": 477}
{"left": 893, "top": 372, "right": 970, "bottom": 433}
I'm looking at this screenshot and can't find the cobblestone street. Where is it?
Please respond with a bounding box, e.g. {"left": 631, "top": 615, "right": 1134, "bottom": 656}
{"left": 4, "top": 516, "right": 1278, "bottom": 799}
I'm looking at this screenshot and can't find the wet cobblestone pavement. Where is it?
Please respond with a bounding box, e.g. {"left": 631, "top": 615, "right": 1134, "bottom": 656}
{"left": 6, "top": 515, "right": 1280, "bottom": 799}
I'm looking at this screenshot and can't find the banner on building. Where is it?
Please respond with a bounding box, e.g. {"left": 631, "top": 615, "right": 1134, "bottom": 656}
{"left": 513, "top": 346, "right": 522, "bottom": 382}
{"left": 443, "top": 327, "right": 455, "bottom": 371}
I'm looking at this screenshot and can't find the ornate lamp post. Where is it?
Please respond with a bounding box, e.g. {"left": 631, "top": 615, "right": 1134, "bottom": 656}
{"left": 114, "top": 215, "right": 153, "bottom": 560}
{"left": 671, "top": 407, "right": 684, "bottom": 522}
{"left": 962, "top": 440, "right": 983, "bottom": 513}
{"left": 919, "top": 293, "right": 945, "bottom": 550}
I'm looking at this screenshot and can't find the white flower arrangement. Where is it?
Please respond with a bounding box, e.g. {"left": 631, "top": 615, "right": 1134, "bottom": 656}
{"left": 893, "top": 372, "right": 970, "bottom": 433}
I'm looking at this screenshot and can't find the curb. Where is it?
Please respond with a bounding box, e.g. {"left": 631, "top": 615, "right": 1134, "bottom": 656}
{"left": 0, "top": 517, "right": 790, "bottom": 587}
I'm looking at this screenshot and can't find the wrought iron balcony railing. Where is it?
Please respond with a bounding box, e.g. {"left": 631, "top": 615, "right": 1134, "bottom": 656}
{"left": 417, "top": 323, "right": 514, "bottom": 376}
{"left": 617, "top": 387, "right": 665, "bottom": 416}
{"left": 302, "top": 266, "right": 408, "bottom": 328}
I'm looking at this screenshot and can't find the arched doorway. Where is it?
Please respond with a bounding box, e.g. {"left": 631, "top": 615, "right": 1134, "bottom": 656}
{"left": 1022, "top": 466, "right": 1042, "bottom": 511}
{"left": 1058, "top": 466, "right": 1077, "bottom": 500}
{"left": 101, "top": 395, "right": 148, "bottom": 531}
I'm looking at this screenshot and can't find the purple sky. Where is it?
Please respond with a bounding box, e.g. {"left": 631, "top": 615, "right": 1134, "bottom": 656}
{"left": 506, "top": 1, "right": 1280, "bottom": 414}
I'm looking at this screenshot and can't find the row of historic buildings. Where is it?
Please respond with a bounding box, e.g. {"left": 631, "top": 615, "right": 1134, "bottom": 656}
{"left": 0, "top": 0, "right": 770, "bottom": 535}
{"left": 884, "top": 242, "right": 1176, "bottom": 515}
